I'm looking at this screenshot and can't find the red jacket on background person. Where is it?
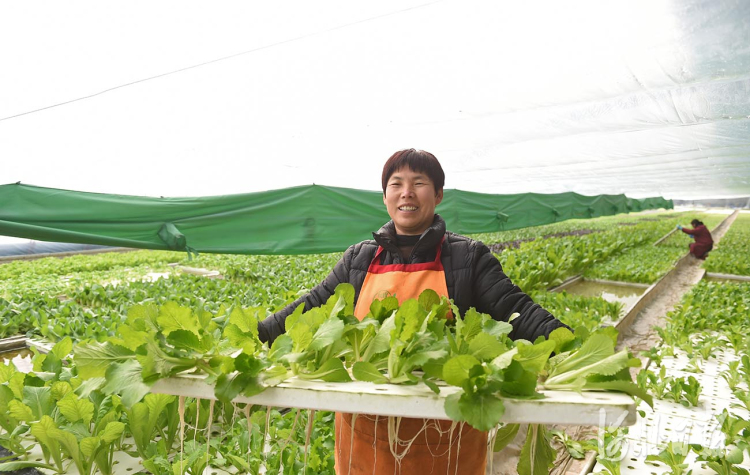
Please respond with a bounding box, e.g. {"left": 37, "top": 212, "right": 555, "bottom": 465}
{"left": 680, "top": 221, "right": 713, "bottom": 259}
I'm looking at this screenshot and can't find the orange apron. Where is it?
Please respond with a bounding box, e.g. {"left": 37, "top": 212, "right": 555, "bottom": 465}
{"left": 335, "top": 241, "right": 488, "bottom": 475}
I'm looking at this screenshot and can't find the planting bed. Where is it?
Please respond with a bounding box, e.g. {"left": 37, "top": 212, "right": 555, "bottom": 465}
{"left": 553, "top": 279, "right": 646, "bottom": 316}
{"left": 583, "top": 213, "right": 728, "bottom": 285}
{"left": 704, "top": 212, "right": 750, "bottom": 277}
{"left": 2, "top": 209, "right": 747, "bottom": 475}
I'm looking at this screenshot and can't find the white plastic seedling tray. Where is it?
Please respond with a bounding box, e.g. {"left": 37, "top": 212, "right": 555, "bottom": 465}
{"left": 626, "top": 399, "right": 725, "bottom": 448}
{"left": 596, "top": 403, "right": 750, "bottom": 474}
{"left": 595, "top": 442, "right": 750, "bottom": 475}
{"left": 150, "top": 375, "right": 637, "bottom": 427}
{"left": 599, "top": 341, "right": 750, "bottom": 474}
{"left": 22, "top": 438, "right": 144, "bottom": 475}
{"left": 660, "top": 353, "right": 742, "bottom": 378}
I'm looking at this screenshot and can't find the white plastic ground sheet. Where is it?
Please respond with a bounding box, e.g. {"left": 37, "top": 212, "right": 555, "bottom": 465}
{"left": 593, "top": 345, "right": 750, "bottom": 474}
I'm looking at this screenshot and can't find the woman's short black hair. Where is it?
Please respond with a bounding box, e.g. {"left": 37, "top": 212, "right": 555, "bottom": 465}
{"left": 691, "top": 219, "right": 704, "bottom": 227}
{"left": 381, "top": 149, "right": 445, "bottom": 196}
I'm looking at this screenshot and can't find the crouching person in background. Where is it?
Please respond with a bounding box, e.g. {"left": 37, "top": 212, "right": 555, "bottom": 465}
{"left": 677, "top": 219, "right": 713, "bottom": 260}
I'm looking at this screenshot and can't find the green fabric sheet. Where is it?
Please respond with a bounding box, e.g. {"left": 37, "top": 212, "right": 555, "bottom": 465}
{"left": 0, "top": 184, "right": 672, "bottom": 255}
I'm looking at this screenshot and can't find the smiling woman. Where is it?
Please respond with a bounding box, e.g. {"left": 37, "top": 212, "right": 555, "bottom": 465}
{"left": 256, "top": 148, "right": 570, "bottom": 474}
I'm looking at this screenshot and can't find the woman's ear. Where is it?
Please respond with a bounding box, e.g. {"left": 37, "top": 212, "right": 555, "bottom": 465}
{"left": 435, "top": 189, "right": 444, "bottom": 205}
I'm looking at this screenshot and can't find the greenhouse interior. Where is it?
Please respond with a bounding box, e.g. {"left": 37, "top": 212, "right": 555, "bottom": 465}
{"left": 2, "top": 1, "right": 750, "bottom": 474}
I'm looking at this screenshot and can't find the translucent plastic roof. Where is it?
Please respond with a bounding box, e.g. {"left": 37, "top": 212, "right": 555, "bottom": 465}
{"left": 1, "top": 0, "right": 749, "bottom": 200}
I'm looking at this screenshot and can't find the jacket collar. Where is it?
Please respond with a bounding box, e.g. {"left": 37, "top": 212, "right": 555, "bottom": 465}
{"left": 372, "top": 214, "right": 446, "bottom": 255}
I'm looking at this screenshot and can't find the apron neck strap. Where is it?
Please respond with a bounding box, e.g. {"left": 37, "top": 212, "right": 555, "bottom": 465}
{"left": 371, "top": 236, "right": 445, "bottom": 266}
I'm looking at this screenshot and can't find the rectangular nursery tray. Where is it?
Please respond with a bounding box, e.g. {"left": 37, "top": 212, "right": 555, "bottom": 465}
{"left": 151, "top": 376, "right": 637, "bottom": 427}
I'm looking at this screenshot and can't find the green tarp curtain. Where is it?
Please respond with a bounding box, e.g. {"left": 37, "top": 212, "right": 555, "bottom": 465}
{"left": 0, "top": 184, "right": 672, "bottom": 255}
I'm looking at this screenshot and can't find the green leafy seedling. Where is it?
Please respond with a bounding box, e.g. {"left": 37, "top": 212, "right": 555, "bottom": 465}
{"left": 645, "top": 441, "right": 691, "bottom": 475}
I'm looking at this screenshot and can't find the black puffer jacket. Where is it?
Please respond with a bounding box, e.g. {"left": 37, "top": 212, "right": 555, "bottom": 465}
{"left": 258, "top": 215, "right": 569, "bottom": 344}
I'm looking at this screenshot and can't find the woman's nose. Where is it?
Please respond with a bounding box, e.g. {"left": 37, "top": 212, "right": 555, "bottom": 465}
{"left": 401, "top": 186, "right": 415, "bottom": 197}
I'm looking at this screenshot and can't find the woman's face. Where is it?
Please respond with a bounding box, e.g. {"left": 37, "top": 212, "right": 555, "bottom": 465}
{"left": 383, "top": 166, "right": 443, "bottom": 235}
